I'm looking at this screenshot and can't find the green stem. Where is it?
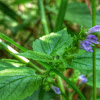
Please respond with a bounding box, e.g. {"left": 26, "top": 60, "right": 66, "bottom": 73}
{"left": 92, "top": 0, "right": 96, "bottom": 99}
{"left": 92, "top": 0, "right": 96, "bottom": 26}
{"left": 54, "top": 1, "right": 68, "bottom": 99}
{"left": 0, "top": 39, "right": 43, "bottom": 74}
{"left": 38, "top": 0, "right": 49, "bottom": 34}
{"left": 57, "top": 76, "right": 66, "bottom": 100}
{"left": 54, "top": 0, "right": 68, "bottom": 32}
{"left": 52, "top": 69, "right": 86, "bottom": 100}
{"left": 27, "top": 62, "right": 44, "bottom": 74}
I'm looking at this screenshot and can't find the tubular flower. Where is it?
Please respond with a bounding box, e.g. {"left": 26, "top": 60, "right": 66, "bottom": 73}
{"left": 79, "top": 25, "right": 99, "bottom": 52}
{"left": 80, "top": 40, "right": 93, "bottom": 52}
{"left": 80, "top": 34, "right": 99, "bottom": 52}
{"left": 78, "top": 75, "right": 88, "bottom": 83}
{"left": 86, "top": 34, "right": 99, "bottom": 44}
{"left": 87, "top": 25, "right": 100, "bottom": 34}
{"left": 51, "top": 85, "right": 61, "bottom": 95}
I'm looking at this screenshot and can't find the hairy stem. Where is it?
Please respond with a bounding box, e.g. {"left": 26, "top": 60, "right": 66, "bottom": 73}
{"left": 92, "top": 0, "right": 96, "bottom": 100}
{"left": 54, "top": 0, "right": 68, "bottom": 32}
{"left": 0, "top": 39, "right": 43, "bottom": 74}
{"left": 38, "top": 0, "right": 49, "bottom": 34}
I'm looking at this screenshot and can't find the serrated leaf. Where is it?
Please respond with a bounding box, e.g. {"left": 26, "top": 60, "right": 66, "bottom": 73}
{"left": 33, "top": 29, "right": 72, "bottom": 55}
{"left": 71, "top": 49, "right": 100, "bottom": 70}
{"left": 17, "top": 50, "right": 53, "bottom": 62}
{"left": 0, "top": 67, "right": 42, "bottom": 100}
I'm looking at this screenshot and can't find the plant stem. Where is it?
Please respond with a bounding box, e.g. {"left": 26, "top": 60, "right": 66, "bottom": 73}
{"left": 53, "top": 69, "right": 86, "bottom": 100}
{"left": 54, "top": 0, "right": 68, "bottom": 32}
{"left": 27, "top": 62, "right": 44, "bottom": 74}
{"left": 57, "top": 76, "right": 66, "bottom": 100}
{"left": 38, "top": 0, "right": 49, "bottom": 34}
{"left": 92, "top": 0, "right": 96, "bottom": 100}
{"left": 54, "top": 1, "right": 68, "bottom": 99}
{"left": 0, "top": 39, "right": 43, "bottom": 74}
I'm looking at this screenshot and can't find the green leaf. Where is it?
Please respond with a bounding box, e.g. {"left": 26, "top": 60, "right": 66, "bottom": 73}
{"left": 52, "top": 69, "right": 86, "bottom": 100}
{"left": 65, "top": 2, "right": 100, "bottom": 28}
{"left": 47, "top": 2, "right": 100, "bottom": 28}
{"left": 25, "top": 88, "right": 56, "bottom": 100}
{"left": 87, "top": 71, "right": 100, "bottom": 88}
{"left": 33, "top": 29, "right": 72, "bottom": 55}
{"left": 1, "top": 59, "right": 26, "bottom": 67}
{"left": 0, "top": 67, "right": 42, "bottom": 100}
{"left": 71, "top": 49, "right": 100, "bottom": 70}
{"left": 17, "top": 50, "right": 53, "bottom": 62}
{"left": 0, "top": 60, "right": 15, "bottom": 68}
{"left": 0, "top": 1, "right": 22, "bottom": 21}
{"left": 0, "top": 33, "right": 28, "bottom": 52}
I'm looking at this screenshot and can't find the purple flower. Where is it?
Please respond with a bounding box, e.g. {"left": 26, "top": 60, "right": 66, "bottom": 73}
{"left": 79, "top": 75, "right": 88, "bottom": 83}
{"left": 79, "top": 33, "right": 99, "bottom": 52}
{"left": 87, "top": 25, "right": 100, "bottom": 34}
{"left": 80, "top": 40, "right": 93, "bottom": 52}
{"left": 86, "top": 34, "right": 99, "bottom": 44}
{"left": 51, "top": 85, "right": 61, "bottom": 95}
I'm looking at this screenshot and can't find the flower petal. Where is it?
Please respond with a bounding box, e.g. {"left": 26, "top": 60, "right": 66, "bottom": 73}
{"left": 79, "top": 75, "right": 88, "bottom": 83}
{"left": 80, "top": 40, "right": 93, "bottom": 52}
{"left": 51, "top": 85, "right": 61, "bottom": 95}
{"left": 86, "top": 34, "right": 99, "bottom": 44}
{"left": 87, "top": 25, "right": 100, "bottom": 34}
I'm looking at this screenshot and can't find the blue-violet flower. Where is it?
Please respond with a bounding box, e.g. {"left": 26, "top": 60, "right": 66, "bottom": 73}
{"left": 80, "top": 25, "right": 100, "bottom": 52}
{"left": 79, "top": 75, "right": 88, "bottom": 83}
{"left": 80, "top": 40, "right": 93, "bottom": 52}
{"left": 51, "top": 85, "right": 61, "bottom": 95}
{"left": 86, "top": 34, "right": 99, "bottom": 44}
{"left": 87, "top": 25, "right": 100, "bottom": 34}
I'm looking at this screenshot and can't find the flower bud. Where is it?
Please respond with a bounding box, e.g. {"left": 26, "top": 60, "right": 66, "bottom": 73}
{"left": 51, "top": 85, "right": 61, "bottom": 95}
{"left": 79, "top": 75, "right": 88, "bottom": 83}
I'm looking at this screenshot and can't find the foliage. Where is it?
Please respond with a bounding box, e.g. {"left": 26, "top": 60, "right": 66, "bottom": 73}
{"left": 0, "top": 64, "right": 42, "bottom": 100}
{"left": 71, "top": 49, "right": 100, "bottom": 70}
{"left": 0, "top": 0, "right": 100, "bottom": 100}
{"left": 33, "top": 29, "right": 72, "bottom": 56}
{"left": 65, "top": 2, "right": 100, "bottom": 28}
